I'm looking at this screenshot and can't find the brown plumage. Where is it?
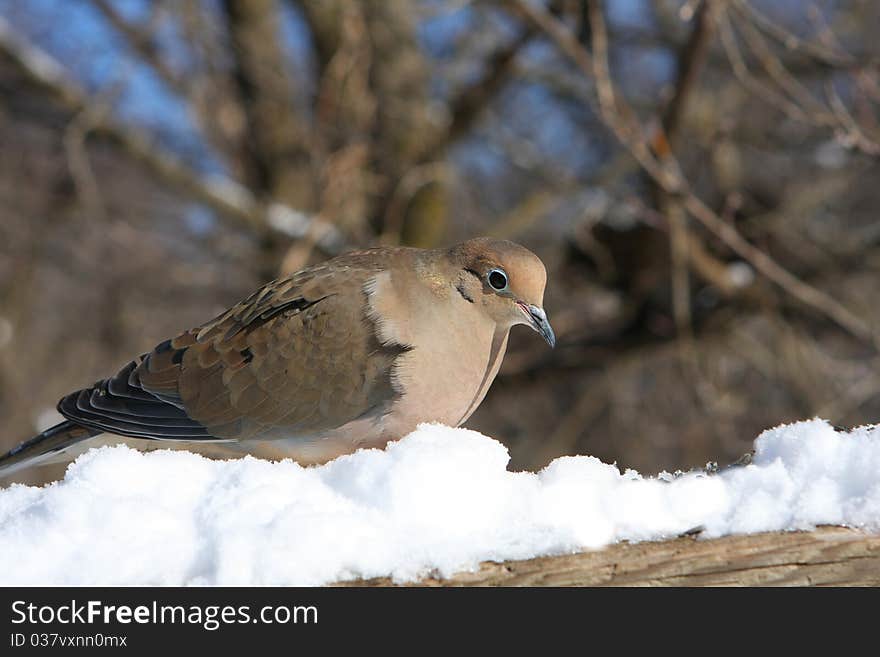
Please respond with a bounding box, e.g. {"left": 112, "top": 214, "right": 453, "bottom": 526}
{"left": 0, "top": 238, "right": 553, "bottom": 477}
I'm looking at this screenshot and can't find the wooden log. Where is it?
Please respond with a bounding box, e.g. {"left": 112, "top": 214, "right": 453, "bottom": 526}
{"left": 341, "top": 526, "right": 880, "bottom": 586}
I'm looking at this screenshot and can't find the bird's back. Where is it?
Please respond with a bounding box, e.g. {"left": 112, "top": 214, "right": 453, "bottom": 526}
{"left": 56, "top": 247, "right": 420, "bottom": 450}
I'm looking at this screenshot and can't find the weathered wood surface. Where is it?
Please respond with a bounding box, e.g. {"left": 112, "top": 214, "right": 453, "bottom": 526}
{"left": 341, "top": 527, "right": 880, "bottom": 586}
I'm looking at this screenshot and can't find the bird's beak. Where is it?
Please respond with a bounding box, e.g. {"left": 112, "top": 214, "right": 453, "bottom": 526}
{"left": 518, "top": 302, "right": 556, "bottom": 348}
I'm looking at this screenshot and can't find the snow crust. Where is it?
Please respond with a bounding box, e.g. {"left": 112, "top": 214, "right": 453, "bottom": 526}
{"left": 1, "top": 419, "right": 878, "bottom": 585}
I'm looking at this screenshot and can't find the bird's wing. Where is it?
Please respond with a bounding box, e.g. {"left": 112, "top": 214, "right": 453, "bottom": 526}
{"left": 58, "top": 257, "right": 410, "bottom": 443}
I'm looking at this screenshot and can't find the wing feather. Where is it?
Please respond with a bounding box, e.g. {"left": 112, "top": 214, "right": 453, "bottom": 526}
{"left": 57, "top": 249, "right": 410, "bottom": 445}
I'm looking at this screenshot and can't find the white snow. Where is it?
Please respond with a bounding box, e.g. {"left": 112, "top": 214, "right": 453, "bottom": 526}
{"left": 1, "top": 418, "right": 879, "bottom": 585}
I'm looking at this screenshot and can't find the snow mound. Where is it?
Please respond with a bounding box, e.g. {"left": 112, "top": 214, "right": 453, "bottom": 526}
{"left": 1, "top": 419, "right": 879, "bottom": 585}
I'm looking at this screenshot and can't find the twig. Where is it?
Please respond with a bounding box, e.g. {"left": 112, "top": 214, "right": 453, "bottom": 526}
{"left": 662, "top": 1, "right": 718, "bottom": 140}
{"left": 723, "top": 4, "right": 880, "bottom": 157}
{"left": 681, "top": 192, "right": 874, "bottom": 345}
{"left": 825, "top": 81, "right": 880, "bottom": 156}
{"left": 424, "top": 25, "right": 535, "bottom": 158}
{"left": 718, "top": 11, "right": 811, "bottom": 123}
{"left": 508, "top": 0, "right": 876, "bottom": 348}
{"left": 733, "top": 8, "right": 829, "bottom": 120}
{"left": 656, "top": 2, "right": 719, "bottom": 361}
{"left": 63, "top": 63, "right": 134, "bottom": 224}
{"left": 64, "top": 108, "right": 109, "bottom": 223}
{"left": 730, "top": 0, "right": 859, "bottom": 69}
{"left": 91, "top": 0, "right": 185, "bottom": 95}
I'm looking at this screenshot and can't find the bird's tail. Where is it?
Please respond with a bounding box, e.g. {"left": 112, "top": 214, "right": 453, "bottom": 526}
{"left": 0, "top": 421, "right": 100, "bottom": 478}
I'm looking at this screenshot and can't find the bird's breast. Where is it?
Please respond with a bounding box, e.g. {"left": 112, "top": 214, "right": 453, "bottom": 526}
{"left": 381, "top": 309, "right": 504, "bottom": 438}
{"left": 358, "top": 268, "right": 507, "bottom": 447}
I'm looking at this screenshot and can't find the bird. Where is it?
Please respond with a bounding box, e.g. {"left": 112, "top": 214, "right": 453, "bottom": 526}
{"left": 0, "top": 237, "right": 554, "bottom": 478}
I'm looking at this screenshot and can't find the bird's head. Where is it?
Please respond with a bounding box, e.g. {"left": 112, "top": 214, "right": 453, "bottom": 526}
{"left": 448, "top": 238, "right": 555, "bottom": 347}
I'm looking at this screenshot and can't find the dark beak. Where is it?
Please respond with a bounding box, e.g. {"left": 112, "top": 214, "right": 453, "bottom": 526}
{"left": 519, "top": 303, "right": 556, "bottom": 348}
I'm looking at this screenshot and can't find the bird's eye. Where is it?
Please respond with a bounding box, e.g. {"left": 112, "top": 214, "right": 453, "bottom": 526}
{"left": 487, "top": 268, "right": 508, "bottom": 291}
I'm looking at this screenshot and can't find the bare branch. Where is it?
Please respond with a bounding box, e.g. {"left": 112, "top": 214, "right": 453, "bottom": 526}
{"left": 421, "top": 25, "right": 535, "bottom": 159}
{"left": 720, "top": 8, "right": 880, "bottom": 157}
{"left": 221, "top": 0, "right": 314, "bottom": 207}
{"left": 730, "top": 0, "right": 860, "bottom": 70}
{"left": 733, "top": 8, "right": 829, "bottom": 120}
{"left": 0, "top": 16, "right": 344, "bottom": 254}
{"left": 662, "top": 1, "right": 718, "bottom": 141}
{"left": 63, "top": 87, "right": 122, "bottom": 224}
{"left": 506, "top": 0, "right": 876, "bottom": 347}
{"left": 656, "top": 2, "right": 719, "bottom": 351}
{"left": 718, "top": 10, "right": 811, "bottom": 122}
{"left": 825, "top": 81, "right": 880, "bottom": 156}
{"left": 91, "top": 0, "right": 185, "bottom": 95}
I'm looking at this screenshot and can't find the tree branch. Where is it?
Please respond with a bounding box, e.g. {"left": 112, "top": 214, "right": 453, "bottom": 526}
{"left": 221, "top": 0, "right": 315, "bottom": 208}
{"left": 0, "top": 17, "right": 344, "bottom": 254}
{"left": 91, "top": 0, "right": 185, "bottom": 95}
{"left": 506, "top": 0, "right": 876, "bottom": 348}
{"left": 422, "top": 25, "right": 535, "bottom": 159}
{"left": 662, "top": 1, "right": 718, "bottom": 141}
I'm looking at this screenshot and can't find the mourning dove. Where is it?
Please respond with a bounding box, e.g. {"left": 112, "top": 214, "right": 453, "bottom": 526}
{"left": 0, "top": 237, "right": 553, "bottom": 477}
